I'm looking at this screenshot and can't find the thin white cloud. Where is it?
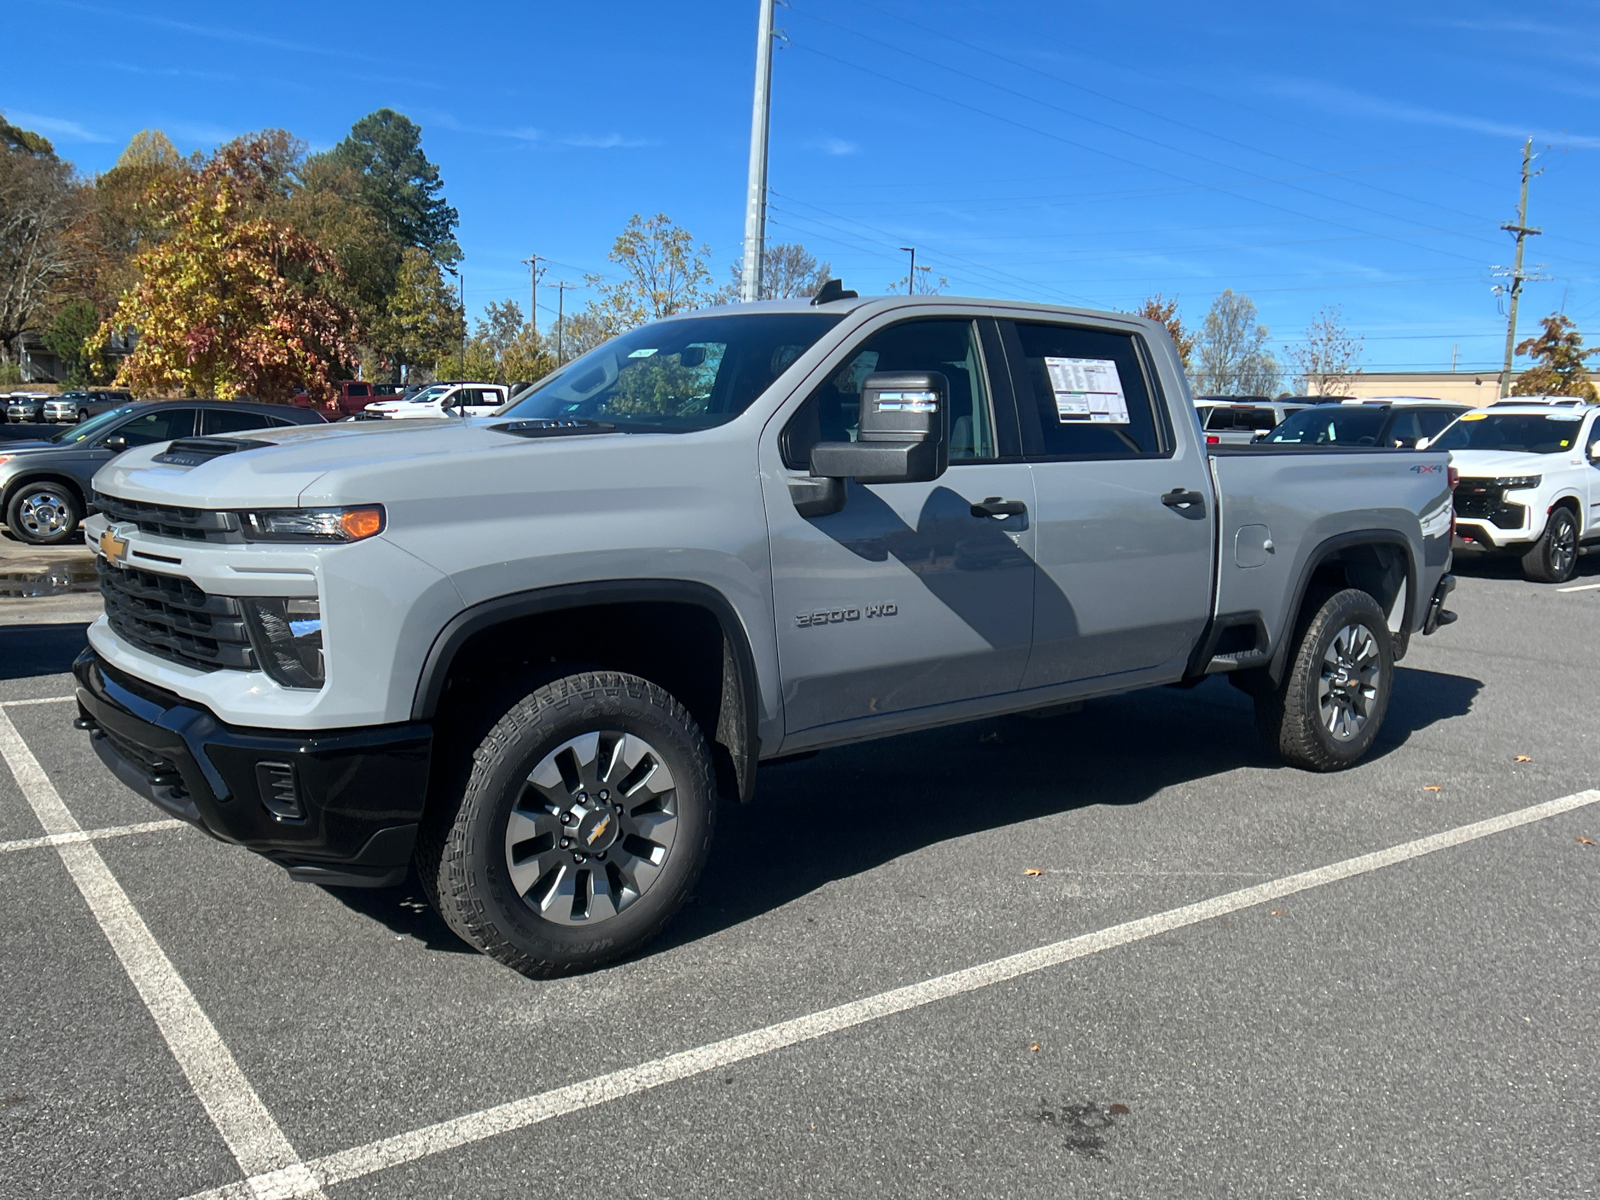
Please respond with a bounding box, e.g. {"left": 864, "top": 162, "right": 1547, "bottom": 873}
{"left": 413, "top": 112, "right": 652, "bottom": 149}
{"left": 558, "top": 132, "right": 655, "bottom": 149}
{"left": 5, "top": 111, "right": 110, "bottom": 143}
{"left": 806, "top": 135, "right": 860, "bottom": 156}
{"left": 40, "top": 0, "right": 378, "bottom": 62}
{"left": 1265, "top": 79, "right": 1600, "bottom": 150}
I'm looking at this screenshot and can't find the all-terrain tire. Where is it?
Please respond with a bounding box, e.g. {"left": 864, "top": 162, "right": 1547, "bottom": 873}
{"left": 1520, "top": 507, "right": 1579, "bottom": 583}
{"left": 416, "top": 670, "right": 716, "bottom": 978}
{"left": 1254, "top": 588, "right": 1393, "bottom": 772}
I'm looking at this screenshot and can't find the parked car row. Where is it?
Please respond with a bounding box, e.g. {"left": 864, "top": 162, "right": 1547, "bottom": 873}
{"left": 3, "top": 389, "right": 132, "bottom": 424}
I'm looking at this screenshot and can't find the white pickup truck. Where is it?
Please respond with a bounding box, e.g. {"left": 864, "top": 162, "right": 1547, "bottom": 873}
{"left": 363, "top": 382, "right": 509, "bottom": 420}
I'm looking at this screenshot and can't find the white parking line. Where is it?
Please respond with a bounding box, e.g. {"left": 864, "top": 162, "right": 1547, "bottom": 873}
{"left": 1556, "top": 581, "right": 1600, "bottom": 593}
{"left": 0, "top": 818, "right": 184, "bottom": 855}
{"left": 184, "top": 787, "right": 1600, "bottom": 1200}
{"left": 0, "top": 695, "right": 76, "bottom": 707}
{"left": 0, "top": 710, "right": 326, "bottom": 1200}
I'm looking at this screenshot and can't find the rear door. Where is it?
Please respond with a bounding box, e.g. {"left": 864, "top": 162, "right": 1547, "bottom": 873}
{"left": 764, "top": 315, "right": 1037, "bottom": 735}
{"left": 997, "top": 317, "right": 1215, "bottom": 688}
{"left": 464, "top": 387, "right": 506, "bottom": 417}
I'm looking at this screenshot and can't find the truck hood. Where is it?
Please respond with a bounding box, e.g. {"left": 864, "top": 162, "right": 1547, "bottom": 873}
{"left": 90, "top": 417, "right": 646, "bottom": 508}
{"left": 1447, "top": 449, "right": 1570, "bottom": 477}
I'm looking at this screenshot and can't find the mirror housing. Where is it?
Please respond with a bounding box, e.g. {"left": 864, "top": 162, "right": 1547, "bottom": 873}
{"left": 1415, "top": 435, "right": 1431, "bottom": 450}
{"left": 101, "top": 434, "right": 127, "bottom": 451}
{"left": 808, "top": 371, "right": 949, "bottom": 485}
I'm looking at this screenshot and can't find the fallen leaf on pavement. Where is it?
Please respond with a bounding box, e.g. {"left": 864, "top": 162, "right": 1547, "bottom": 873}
{"left": 1023, "top": 868, "right": 1044, "bottom": 877}
{"left": 1109, "top": 1103, "right": 1131, "bottom": 1115}
{"left": 1029, "top": 1042, "right": 1041, "bottom": 1052}
{"left": 1515, "top": 755, "right": 1533, "bottom": 763}
{"left": 1577, "top": 837, "right": 1595, "bottom": 846}
{"left": 1423, "top": 785, "right": 1443, "bottom": 792}
{"left": 1269, "top": 909, "right": 1285, "bottom": 916}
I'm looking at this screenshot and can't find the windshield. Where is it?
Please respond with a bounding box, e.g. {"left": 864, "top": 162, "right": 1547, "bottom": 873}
{"left": 404, "top": 385, "right": 451, "bottom": 405}
{"left": 502, "top": 312, "right": 844, "bottom": 432}
{"left": 1264, "top": 405, "right": 1387, "bottom": 446}
{"left": 50, "top": 405, "right": 137, "bottom": 444}
{"left": 55, "top": 392, "right": 88, "bottom": 401}
{"left": 1431, "top": 412, "right": 1587, "bottom": 455}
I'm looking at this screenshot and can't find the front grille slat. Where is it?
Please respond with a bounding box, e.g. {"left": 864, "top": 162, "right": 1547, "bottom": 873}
{"left": 97, "top": 559, "right": 256, "bottom": 673}
{"left": 1452, "top": 480, "right": 1527, "bottom": 530}
{"left": 93, "top": 491, "right": 242, "bottom": 543}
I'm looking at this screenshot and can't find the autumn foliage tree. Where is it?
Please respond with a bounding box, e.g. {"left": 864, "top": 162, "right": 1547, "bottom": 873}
{"left": 1512, "top": 313, "right": 1599, "bottom": 401}
{"left": 92, "top": 135, "right": 360, "bottom": 404}
{"left": 1131, "top": 293, "right": 1195, "bottom": 370}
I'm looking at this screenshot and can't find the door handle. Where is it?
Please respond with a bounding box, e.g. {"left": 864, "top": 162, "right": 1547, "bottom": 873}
{"left": 971, "top": 496, "right": 1028, "bottom": 518}
{"left": 1161, "top": 488, "right": 1206, "bottom": 513}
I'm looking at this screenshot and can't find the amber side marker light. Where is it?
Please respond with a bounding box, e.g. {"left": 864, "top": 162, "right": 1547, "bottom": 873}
{"left": 339, "top": 507, "right": 385, "bottom": 540}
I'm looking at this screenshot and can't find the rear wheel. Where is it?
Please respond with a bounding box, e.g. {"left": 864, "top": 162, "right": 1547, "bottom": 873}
{"left": 1254, "top": 588, "right": 1393, "bottom": 771}
{"left": 1521, "top": 508, "right": 1579, "bottom": 583}
{"left": 5, "top": 484, "right": 82, "bottom": 546}
{"left": 416, "top": 670, "right": 716, "bottom": 978}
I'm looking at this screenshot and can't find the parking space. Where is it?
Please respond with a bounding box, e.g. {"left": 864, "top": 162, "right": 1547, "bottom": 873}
{"left": 1, "top": 572, "right": 1596, "bottom": 1199}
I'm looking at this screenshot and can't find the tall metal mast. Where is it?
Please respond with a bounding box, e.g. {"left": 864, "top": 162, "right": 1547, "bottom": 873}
{"left": 1496, "top": 139, "right": 1543, "bottom": 398}
{"left": 739, "top": 0, "right": 776, "bottom": 303}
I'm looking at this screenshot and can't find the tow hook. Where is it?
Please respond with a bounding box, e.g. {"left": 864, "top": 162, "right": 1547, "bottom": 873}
{"left": 1423, "top": 574, "right": 1458, "bottom": 635}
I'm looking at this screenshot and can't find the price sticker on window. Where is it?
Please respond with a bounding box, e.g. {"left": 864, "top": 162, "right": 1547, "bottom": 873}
{"left": 1044, "top": 357, "right": 1129, "bottom": 424}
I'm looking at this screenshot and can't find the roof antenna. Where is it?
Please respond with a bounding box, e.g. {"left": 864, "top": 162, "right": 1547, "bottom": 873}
{"left": 811, "top": 279, "right": 857, "bottom": 305}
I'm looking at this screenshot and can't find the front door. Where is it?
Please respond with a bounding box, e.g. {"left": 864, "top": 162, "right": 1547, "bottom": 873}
{"left": 764, "top": 316, "right": 1036, "bottom": 735}
{"left": 996, "top": 318, "right": 1215, "bottom": 688}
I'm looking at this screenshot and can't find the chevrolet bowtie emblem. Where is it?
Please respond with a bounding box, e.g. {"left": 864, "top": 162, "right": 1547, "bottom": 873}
{"left": 586, "top": 815, "right": 612, "bottom": 846}
{"left": 99, "top": 527, "right": 128, "bottom": 564}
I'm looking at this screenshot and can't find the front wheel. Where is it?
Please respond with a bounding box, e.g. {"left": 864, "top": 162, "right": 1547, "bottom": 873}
{"left": 1521, "top": 508, "right": 1579, "bottom": 583}
{"left": 1254, "top": 588, "right": 1393, "bottom": 771}
{"left": 416, "top": 671, "right": 717, "bottom": 978}
{"left": 6, "top": 484, "right": 82, "bottom": 546}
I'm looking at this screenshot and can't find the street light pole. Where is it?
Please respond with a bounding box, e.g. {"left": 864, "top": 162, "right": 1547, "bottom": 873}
{"left": 739, "top": 0, "right": 776, "bottom": 303}
{"left": 553, "top": 281, "right": 576, "bottom": 364}
{"left": 900, "top": 246, "right": 916, "bottom": 294}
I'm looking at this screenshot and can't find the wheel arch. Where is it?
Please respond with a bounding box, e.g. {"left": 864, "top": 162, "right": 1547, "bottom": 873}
{"left": 1266, "top": 529, "right": 1417, "bottom": 686}
{"left": 3, "top": 470, "right": 87, "bottom": 511}
{"left": 413, "top": 579, "right": 763, "bottom": 803}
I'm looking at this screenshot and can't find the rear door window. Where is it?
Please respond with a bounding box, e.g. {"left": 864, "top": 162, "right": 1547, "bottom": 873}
{"left": 1002, "top": 321, "right": 1166, "bottom": 459}
{"left": 203, "top": 408, "right": 274, "bottom": 435}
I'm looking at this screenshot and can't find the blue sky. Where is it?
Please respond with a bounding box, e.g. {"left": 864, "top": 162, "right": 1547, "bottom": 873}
{"left": 7, "top": 0, "right": 1599, "bottom": 372}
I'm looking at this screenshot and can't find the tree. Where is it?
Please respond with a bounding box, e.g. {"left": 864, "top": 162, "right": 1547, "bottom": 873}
{"left": 319, "top": 109, "right": 459, "bottom": 266}
{"left": 117, "top": 129, "right": 184, "bottom": 171}
{"left": 892, "top": 264, "right": 947, "bottom": 295}
{"left": 714, "top": 242, "right": 831, "bottom": 303}
{"left": 476, "top": 300, "right": 525, "bottom": 358}
{"left": 1131, "top": 293, "right": 1195, "bottom": 370}
{"left": 500, "top": 325, "right": 555, "bottom": 384}
{"left": 580, "top": 213, "right": 711, "bottom": 340}
{"left": 42, "top": 299, "right": 104, "bottom": 383}
{"left": 368, "top": 247, "right": 464, "bottom": 382}
{"left": 1286, "top": 306, "right": 1363, "bottom": 396}
{"left": 1511, "top": 313, "right": 1598, "bottom": 401}
{"left": 0, "top": 112, "right": 54, "bottom": 157}
{"left": 0, "top": 143, "right": 87, "bottom": 366}
{"left": 91, "top": 133, "right": 361, "bottom": 403}
{"left": 1193, "top": 289, "right": 1281, "bottom": 396}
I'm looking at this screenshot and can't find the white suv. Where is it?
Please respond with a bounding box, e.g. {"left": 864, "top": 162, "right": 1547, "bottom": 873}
{"left": 1429, "top": 402, "right": 1600, "bottom": 582}
{"left": 362, "top": 382, "right": 509, "bottom": 420}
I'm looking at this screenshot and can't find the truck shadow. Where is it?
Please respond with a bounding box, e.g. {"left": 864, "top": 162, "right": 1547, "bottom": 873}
{"left": 0, "top": 622, "right": 89, "bottom": 680}
{"left": 649, "top": 664, "right": 1482, "bottom": 956}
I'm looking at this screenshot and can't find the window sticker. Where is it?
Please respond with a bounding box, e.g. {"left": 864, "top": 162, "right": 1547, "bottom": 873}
{"left": 627, "top": 348, "right": 659, "bottom": 358}
{"left": 1044, "top": 357, "right": 1129, "bottom": 424}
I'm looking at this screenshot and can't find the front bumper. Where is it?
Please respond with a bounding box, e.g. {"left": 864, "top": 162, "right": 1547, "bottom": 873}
{"left": 73, "top": 648, "right": 432, "bottom": 887}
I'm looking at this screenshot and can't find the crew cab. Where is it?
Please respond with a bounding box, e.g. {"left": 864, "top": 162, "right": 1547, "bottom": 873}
{"left": 71, "top": 292, "right": 1458, "bottom": 977}
{"left": 361, "top": 382, "right": 509, "bottom": 419}
{"left": 1429, "top": 401, "right": 1600, "bottom": 582}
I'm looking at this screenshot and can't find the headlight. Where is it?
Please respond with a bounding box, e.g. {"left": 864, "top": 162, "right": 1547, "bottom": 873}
{"left": 243, "top": 598, "right": 324, "bottom": 688}
{"left": 1493, "top": 476, "right": 1541, "bottom": 490}
{"left": 238, "top": 505, "right": 384, "bottom": 542}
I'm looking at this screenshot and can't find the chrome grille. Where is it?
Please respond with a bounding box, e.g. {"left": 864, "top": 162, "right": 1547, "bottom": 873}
{"left": 97, "top": 559, "right": 255, "bottom": 672}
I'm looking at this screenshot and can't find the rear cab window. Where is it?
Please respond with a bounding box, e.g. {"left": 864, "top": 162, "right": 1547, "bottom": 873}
{"left": 1000, "top": 320, "right": 1169, "bottom": 459}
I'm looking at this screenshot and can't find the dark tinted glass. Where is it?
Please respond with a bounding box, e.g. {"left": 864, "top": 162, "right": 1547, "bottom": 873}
{"left": 1008, "top": 322, "right": 1162, "bottom": 458}
{"left": 781, "top": 318, "right": 993, "bottom": 469}
{"left": 203, "top": 408, "right": 273, "bottom": 435}
{"left": 1431, "top": 413, "right": 1585, "bottom": 455}
{"left": 1265, "top": 405, "right": 1386, "bottom": 446}
{"left": 505, "top": 312, "right": 842, "bottom": 433}
{"left": 113, "top": 408, "right": 195, "bottom": 446}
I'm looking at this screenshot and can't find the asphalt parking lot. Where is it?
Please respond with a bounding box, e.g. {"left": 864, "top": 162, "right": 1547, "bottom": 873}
{"left": 2, "top": 558, "right": 1597, "bottom": 1199}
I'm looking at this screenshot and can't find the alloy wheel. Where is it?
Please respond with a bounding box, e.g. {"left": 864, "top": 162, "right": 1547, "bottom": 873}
{"left": 1317, "top": 622, "right": 1381, "bottom": 741}
{"left": 503, "top": 730, "right": 679, "bottom": 925}
{"left": 1551, "top": 515, "right": 1577, "bottom": 578}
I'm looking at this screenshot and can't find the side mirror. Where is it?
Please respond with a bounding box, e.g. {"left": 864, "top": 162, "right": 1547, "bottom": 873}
{"left": 808, "top": 371, "right": 949, "bottom": 485}
{"left": 1415, "top": 436, "right": 1431, "bottom": 450}
{"left": 101, "top": 434, "right": 127, "bottom": 451}
{"left": 1590, "top": 440, "right": 1600, "bottom": 462}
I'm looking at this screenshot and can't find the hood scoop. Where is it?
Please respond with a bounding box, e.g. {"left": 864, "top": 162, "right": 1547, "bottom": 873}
{"left": 492, "top": 418, "right": 617, "bottom": 438}
{"left": 152, "top": 437, "right": 277, "bottom": 467}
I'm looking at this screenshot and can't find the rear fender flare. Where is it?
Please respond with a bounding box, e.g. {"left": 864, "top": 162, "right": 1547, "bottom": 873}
{"left": 1267, "top": 529, "right": 1417, "bottom": 685}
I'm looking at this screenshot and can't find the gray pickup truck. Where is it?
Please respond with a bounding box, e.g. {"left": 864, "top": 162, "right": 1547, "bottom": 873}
{"left": 72, "top": 293, "right": 1457, "bottom": 976}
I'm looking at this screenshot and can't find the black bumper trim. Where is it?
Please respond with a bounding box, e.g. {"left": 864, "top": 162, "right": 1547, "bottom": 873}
{"left": 74, "top": 648, "right": 432, "bottom": 879}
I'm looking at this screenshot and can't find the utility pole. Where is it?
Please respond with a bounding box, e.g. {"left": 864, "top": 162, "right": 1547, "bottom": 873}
{"left": 521, "top": 255, "right": 545, "bottom": 336}
{"left": 553, "top": 281, "right": 577, "bottom": 364}
{"left": 739, "top": 0, "right": 776, "bottom": 303}
{"left": 1495, "top": 138, "right": 1544, "bottom": 398}
{"left": 900, "top": 246, "right": 916, "bottom": 294}
{"left": 458, "top": 272, "right": 468, "bottom": 360}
